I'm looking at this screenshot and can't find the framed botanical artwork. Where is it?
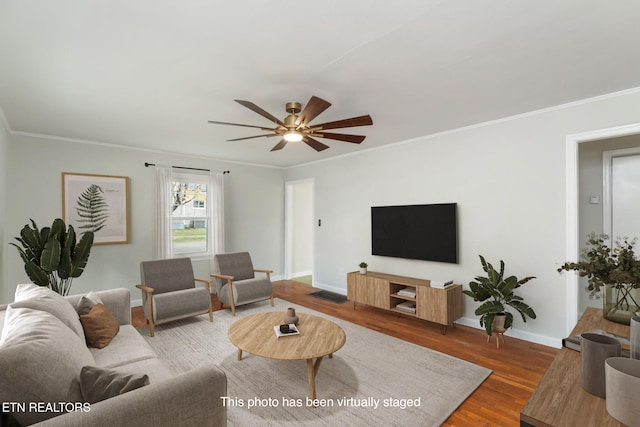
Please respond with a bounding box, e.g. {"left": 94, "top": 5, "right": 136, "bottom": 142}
{"left": 62, "top": 172, "right": 129, "bottom": 244}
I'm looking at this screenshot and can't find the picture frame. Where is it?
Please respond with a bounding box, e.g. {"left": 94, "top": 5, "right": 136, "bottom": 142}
{"left": 62, "top": 172, "right": 129, "bottom": 244}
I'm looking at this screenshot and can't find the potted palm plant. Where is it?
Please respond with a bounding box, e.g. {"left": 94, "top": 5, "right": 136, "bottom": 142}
{"left": 463, "top": 255, "right": 537, "bottom": 336}
{"left": 10, "top": 218, "right": 94, "bottom": 296}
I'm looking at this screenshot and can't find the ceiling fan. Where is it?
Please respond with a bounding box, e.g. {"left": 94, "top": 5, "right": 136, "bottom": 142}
{"left": 208, "top": 96, "right": 373, "bottom": 152}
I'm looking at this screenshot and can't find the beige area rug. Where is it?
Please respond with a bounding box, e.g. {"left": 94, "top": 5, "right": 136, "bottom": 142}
{"left": 141, "top": 299, "right": 491, "bottom": 426}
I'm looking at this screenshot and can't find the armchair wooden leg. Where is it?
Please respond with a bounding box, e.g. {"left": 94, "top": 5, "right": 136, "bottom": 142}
{"left": 146, "top": 294, "right": 155, "bottom": 337}
{"left": 227, "top": 279, "right": 236, "bottom": 316}
{"left": 270, "top": 295, "right": 274, "bottom": 307}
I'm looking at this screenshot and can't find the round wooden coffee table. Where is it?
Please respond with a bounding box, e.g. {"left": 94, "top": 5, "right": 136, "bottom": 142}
{"left": 228, "top": 311, "right": 346, "bottom": 400}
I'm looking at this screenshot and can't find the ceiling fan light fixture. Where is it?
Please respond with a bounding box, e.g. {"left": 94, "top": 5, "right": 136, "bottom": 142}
{"left": 284, "top": 130, "right": 303, "bottom": 142}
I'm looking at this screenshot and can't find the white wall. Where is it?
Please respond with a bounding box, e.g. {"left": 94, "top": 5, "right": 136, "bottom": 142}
{"left": 285, "top": 89, "right": 640, "bottom": 346}
{"left": 0, "top": 120, "right": 8, "bottom": 303}
{"left": 292, "top": 181, "right": 313, "bottom": 276}
{"left": 3, "top": 133, "right": 284, "bottom": 303}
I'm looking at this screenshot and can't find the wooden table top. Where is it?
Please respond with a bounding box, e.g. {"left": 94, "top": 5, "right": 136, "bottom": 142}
{"left": 520, "top": 307, "right": 630, "bottom": 427}
{"left": 228, "top": 311, "right": 346, "bottom": 361}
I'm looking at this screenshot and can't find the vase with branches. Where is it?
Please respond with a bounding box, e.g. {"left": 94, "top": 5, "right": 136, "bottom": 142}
{"left": 558, "top": 233, "right": 640, "bottom": 324}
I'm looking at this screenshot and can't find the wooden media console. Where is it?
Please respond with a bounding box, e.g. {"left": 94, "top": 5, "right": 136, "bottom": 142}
{"left": 346, "top": 271, "right": 463, "bottom": 334}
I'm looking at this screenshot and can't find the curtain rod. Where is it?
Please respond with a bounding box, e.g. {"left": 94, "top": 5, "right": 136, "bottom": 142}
{"left": 144, "top": 162, "right": 230, "bottom": 174}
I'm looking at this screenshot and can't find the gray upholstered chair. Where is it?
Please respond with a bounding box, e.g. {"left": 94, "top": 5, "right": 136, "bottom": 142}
{"left": 137, "top": 258, "right": 213, "bottom": 336}
{"left": 211, "top": 251, "right": 274, "bottom": 316}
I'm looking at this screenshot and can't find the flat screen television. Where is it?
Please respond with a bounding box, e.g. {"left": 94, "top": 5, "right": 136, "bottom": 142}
{"left": 371, "top": 203, "right": 457, "bottom": 263}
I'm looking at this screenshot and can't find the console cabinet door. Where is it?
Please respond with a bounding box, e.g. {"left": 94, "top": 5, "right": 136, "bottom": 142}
{"left": 347, "top": 273, "right": 390, "bottom": 309}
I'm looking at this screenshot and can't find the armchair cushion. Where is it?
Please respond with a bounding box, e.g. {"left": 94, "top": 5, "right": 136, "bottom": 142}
{"left": 151, "top": 287, "right": 211, "bottom": 323}
{"left": 218, "top": 277, "right": 272, "bottom": 305}
{"left": 214, "top": 252, "right": 255, "bottom": 282}
{"left": 140, "top": 258, "right": 196, "bottom": 294}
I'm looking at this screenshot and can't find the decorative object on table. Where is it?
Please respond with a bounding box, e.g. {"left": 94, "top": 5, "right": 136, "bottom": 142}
{"left": 562, "top": 329, "right": 631, "bottom": 357}
{"left": 463, "top": 255, "right": 537, "bottom": 338}
{"left": 580, "top": 332, "right": 621, "bottom": 398}
{"left": 631, "top": 316, "right": 640, "bottom": 359}
{"left": 10, "top": 218, "right": 94, "bottom": 296}
{"left": 605, "top": 357, "right": 640, "bottom": 425}
{"left": 558, "top": 233, "right": 640, "bottom": 325}
{"left": 359, "top": 262, "right": 368, "bottom": 274}
{"left": 273, "top": 323, "right": 299, "bottom": 338}
{"left": 283, "top": 307, "right": 299, "bottom": 325}
{"left": 62, "top": 172, "right": 129, "bottom": 244}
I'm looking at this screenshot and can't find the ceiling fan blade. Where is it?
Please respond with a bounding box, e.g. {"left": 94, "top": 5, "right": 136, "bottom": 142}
{"left": 313, "top": 132, "right": 366, "bottom": 144}
{"left": 227, "top": 134, "right": 271, "bottom": 141}
{"left": 235, "top": 100, "right": 286, "bottom": 127}
{"left": 208, "top": 120, "right": 273, "bottom": 130}
{"left": 303, "top": 136, "right": 329, "bottom": 152}
{"left": 296, "top": 96, "right": 331, "bottom": 126}
{"left": 271, "top": 139, "right": 288, "bottom": 151}
{"left": 311, "top": 114, "right": 373, "bottom": 131}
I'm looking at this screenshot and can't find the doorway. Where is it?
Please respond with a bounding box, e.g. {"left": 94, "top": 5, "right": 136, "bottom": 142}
{"left": 566, "top": 123, "right": 640, "bottom": 333}
{"left": 284, "top": 179, "right": 314, "bottom": 283}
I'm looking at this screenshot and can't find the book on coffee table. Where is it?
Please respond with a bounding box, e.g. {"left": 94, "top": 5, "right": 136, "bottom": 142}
{"left": 274, "top": 324, "right": 299, "bottom": 338}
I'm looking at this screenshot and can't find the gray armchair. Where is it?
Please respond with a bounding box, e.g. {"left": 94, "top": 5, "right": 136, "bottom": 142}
{"left": 211, "top": 252, "right": 274, "bottom": 316}
{"left": 137, "top": 258, "right": 213, "bottom": 336}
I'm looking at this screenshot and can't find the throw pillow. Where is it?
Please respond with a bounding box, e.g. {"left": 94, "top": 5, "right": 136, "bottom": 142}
{"left": 10, "top": 283, "right": 85, "bottom": 338}
{"left": 79, "top": 366, "right": 149, "bottom": 404}
{"left": 76, "top": 291, "right": 104, "bottom": 316}
{"left": 79, "top": 303, "right": 120, "bottom": 349}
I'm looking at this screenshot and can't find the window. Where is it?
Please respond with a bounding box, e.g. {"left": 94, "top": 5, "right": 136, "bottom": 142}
{"left": 171, "top": 175, "right": 209, "bottom": 255}
{"left": 155, "top": 165, "right": 224, "bottom": 260}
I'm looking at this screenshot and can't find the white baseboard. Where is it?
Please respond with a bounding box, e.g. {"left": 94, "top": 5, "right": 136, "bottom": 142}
{"left": 455, "top": 316, "right": 562, "bottom": 349}
{"left": 310, "top": 282, "right": 346, "bottom": 295}
{"left": 290, "top": 271, "right": 312, "bottom": 278}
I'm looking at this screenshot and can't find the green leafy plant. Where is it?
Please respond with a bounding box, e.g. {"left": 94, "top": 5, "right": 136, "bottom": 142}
{"left": 76, "top": 184, "right": 109, "bottom": 233}
{"left": 10, "top": 218, "right": 94, "bottom": 295}
{"left": 463, "top": 255, "right": 537, "bottom": 336}
{"left": 359, "top": 262, "right": 368, "bottom": 268}
{"left": 557, "top": 233, "right": 640, "bottom": 320}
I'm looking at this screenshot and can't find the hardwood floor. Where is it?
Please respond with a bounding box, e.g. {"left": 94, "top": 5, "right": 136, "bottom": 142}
{"left": 132, "top": 280, "right": 558, "bottom": 426}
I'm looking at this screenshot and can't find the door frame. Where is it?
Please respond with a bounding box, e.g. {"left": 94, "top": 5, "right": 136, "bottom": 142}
{"left": 602, "top": 147, "right": 640, "bottom": 244}
{"left": 284, "top": 178, "right": 315, "bottom": 281}
{"left": 565, "top": 123, "right": 640, "bottom": 334}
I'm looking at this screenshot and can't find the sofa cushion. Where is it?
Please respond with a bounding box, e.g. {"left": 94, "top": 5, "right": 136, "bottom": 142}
{"left": 80, "top": 303, "right": 120, "bottom": 349}
{"left": 77, "top": 291, "right": 104, "bottom": 315}
{"left": 10, "top": 283, "right": 85, "bottom": 338}
{"left": 105, "top": 356, "right": 174, "bottom": 384}
{"left": 79, "top": 365, "right": 149, "bottom": 404}
{"left": 90, "top": 325, "right": 158, "bottom": 368}
{"left": 0, "top": 306, "right": 94, "bottom": 425}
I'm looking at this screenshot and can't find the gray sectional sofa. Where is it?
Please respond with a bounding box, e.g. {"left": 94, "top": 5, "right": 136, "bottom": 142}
{"left": 0, "top": 285, "right": 227, "bottom": 426}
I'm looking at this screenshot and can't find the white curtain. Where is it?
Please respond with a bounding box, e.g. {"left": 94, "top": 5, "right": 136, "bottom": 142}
{"left": 155, "top": 165, "right": 173, "bottom": 259}
{"left": 209, "top": 170, "right": 225, "bottom": 262}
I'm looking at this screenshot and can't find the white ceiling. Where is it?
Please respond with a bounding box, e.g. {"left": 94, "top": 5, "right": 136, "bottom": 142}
{"left": 1, "top": 1, "right": 640, "bottom": 168}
